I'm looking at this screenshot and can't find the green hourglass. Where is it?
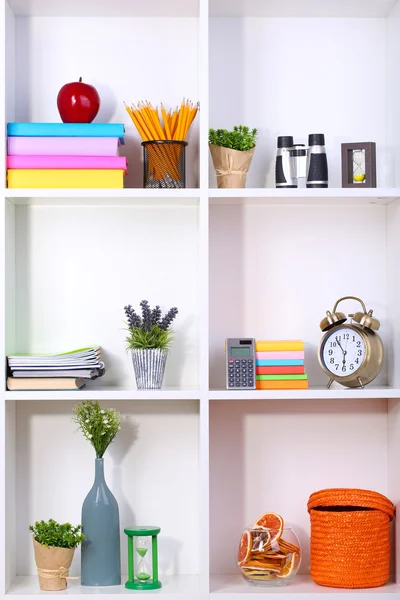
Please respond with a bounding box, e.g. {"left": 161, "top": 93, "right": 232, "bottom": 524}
{"left": 124, "top": 526, "right": 161, "bottom": 590}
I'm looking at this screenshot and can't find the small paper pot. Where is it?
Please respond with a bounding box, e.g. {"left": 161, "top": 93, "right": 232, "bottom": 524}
{"left": 142, "top": 141, "right": 187, "bottom": 189}
{"left": 209, "top": 143, "right": 255, "bottom": 188}
{"left": 131, "top": 348, "right": 168, "bottom": 390}
{"left": 33, "top": 538, "right": 75, "bottom": 591}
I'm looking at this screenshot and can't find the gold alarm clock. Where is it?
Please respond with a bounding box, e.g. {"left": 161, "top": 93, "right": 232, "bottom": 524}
{"left": 318, "top": 296, "right": 384, "bottom": 389}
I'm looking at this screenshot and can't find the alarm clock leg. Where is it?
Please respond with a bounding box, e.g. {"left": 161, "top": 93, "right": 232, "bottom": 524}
{"left": 326, "top": 378, "right": 334, "bottom": 389}
{"left": 357, "top": 377, "right": 364, "bottom": 389}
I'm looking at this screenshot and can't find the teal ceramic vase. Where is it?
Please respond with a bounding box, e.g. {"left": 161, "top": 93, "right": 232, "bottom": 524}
{"left": 81, "top": 458, "right": 121, "bottom": 586}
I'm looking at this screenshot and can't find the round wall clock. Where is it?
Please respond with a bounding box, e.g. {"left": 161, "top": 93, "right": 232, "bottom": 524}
{"left": 318, "top": 296, "right": 383, "bottom": 389}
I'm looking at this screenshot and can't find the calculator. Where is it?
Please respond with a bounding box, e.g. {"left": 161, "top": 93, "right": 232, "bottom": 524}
{"left": 226, "top": 338, "right": 256, "bottom": 389}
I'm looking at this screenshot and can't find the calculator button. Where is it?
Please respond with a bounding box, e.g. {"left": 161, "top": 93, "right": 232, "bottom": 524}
{"left": 229, "top": 382, "right": 234, "bottom": 387}
{"left": 229, "top": 359, "right": 234, "bottom": 364}
{"left": 242, "top": 383, "right": 247, "bottom": 387}
{"left": 235, "top": 360, "right": 240, "bottom": 364}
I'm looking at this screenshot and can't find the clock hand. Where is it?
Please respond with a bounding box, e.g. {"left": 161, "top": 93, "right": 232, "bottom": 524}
{"left": 335, "top": 337, "right": 347, "bottom": 368}
{"left": 336, "top": 338, "right": 345, "bottom": 354}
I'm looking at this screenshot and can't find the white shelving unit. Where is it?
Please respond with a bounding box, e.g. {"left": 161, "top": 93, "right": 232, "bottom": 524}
{"left": 2, "top": 0, "right": 400, "bottom": 599}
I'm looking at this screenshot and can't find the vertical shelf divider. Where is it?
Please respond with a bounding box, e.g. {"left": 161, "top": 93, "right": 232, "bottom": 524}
{"left": 199, "top": 0, "right": 210, "bottom": 593}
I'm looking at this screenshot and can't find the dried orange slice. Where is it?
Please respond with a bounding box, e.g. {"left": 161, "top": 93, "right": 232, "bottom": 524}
{"left": 245, "top": 572, "right": 276, "bottom": 580}
{"left": 243, "top": 560, "right": 281, "bottom": 572}
{"left": 279, "top": 538, "right": 300, "bottom": 554}
{"left": 276, "top": 552, "right": 298, "bottom": 579}
{"left": 237, "top": 530, "right": 252, "bottom": 566}
{"left": 253, "top": 512, "right": 284, "bottom": 543}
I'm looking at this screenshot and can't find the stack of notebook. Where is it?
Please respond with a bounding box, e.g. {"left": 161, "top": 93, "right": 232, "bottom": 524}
{"left": 6, "top": 347, "right": 105, "bottom": 391}
{"left": 256, "top": 340, "right": 308, "bottom": 389}
{"left": 6, "top": 123, "right": 127, "bottom": 188}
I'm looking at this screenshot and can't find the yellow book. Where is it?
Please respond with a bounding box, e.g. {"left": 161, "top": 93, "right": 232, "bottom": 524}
{"left": 256, "top": 379, "right": 308, "bottom": 390}
{"left": 7, "top": 169, "right": 124, "bottom": 189}
{"left": 7, "top": 377, "right": 85, "bottom": 390}
{"left": 256, "top": 340, "right": 304, "bottom": 352}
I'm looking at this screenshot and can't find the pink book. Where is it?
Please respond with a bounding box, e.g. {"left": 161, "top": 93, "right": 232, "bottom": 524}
{"left": 7, "top": 155, "right": 127, "bottom": 171}
{"left": 7, "top": 137, "right": 120, "bottom": 156}
{"left": 256, "top": 351, "right": 305, "bottom": 360}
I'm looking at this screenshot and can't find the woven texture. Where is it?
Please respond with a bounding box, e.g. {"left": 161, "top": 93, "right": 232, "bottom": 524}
{"left": 307, "top": 488, "right": 394, "bottom": 589}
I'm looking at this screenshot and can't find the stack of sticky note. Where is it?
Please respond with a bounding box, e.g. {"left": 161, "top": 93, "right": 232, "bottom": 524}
{"left": 6, "top": 123, "right": 127, "bottom": 188}
{"left": 255, "top": 340, "right": 308, "bottom": 389}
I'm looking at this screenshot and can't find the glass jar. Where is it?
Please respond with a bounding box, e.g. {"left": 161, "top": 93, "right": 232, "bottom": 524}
{"left": 237, "top": 527, "right": 301, "bottom": 587}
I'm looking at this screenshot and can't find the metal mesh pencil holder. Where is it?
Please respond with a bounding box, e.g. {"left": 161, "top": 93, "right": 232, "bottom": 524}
{"left": 142, "top": 140, "right": 187, "bottom": 189}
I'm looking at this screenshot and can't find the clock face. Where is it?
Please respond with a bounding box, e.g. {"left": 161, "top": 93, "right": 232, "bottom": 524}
{"left": 321, "top": 327, "right": 366, "bottom": 377}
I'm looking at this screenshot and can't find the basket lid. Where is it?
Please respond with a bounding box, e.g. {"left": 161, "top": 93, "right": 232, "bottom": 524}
{"left": 307, "top": 488, "right": 394, "bottom": 520}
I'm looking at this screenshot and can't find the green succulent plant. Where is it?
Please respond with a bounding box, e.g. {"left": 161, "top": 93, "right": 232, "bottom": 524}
{"left": 29, "top": 519, "right": 84, "bottom": 549}
{"left": 209, "top": 125, "right": 258, "bottom": 151}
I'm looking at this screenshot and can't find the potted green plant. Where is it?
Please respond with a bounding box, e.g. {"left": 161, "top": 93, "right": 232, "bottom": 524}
{"left": 29, "top": 519, "right": 84, "bottom": 591}
{"left": 209, "top": 125, "right": 258, "bottom": 188}
{"left": 124, "top": 300, "right": 178, "bottom": 390}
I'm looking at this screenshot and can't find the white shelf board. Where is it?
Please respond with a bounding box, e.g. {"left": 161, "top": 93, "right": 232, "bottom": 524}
{"left": 6, "top": 0, "right": 199, "bottom": 17}
{"left": 210, "top": 0, "right": 398, "bottom": 18}
{"left": 209, "top": 386, "right": 400, "bottom": 400}
{"left": 210, "top": 574, "right": 400, "bottom": 597}
{"left": 5, "top": 189, "right": 200, "bottom": 206}
{"left": 208, "top": 188, "right": 400, "bottom": 206}
{"left": 5, "top": 386, "right": 200, "bottom": 401}
{"left": 7, "top": 575, "right": 201, "bottom": 598}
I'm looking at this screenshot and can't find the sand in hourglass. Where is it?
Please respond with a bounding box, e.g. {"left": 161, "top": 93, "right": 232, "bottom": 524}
{"left": 136, "top": 548, "right": 151, "bottom": 581}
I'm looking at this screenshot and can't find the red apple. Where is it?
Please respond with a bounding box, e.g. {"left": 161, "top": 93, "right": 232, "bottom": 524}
{"left": 57, "top": 77, "right": 100, "bottom": 123}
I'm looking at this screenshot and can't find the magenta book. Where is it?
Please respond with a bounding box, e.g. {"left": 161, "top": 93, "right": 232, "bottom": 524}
{"left": 7, "top": 137, "right": 120, "bottom": 156}
{"left": 7, "top": 156, "right": 127, "bottom": 171}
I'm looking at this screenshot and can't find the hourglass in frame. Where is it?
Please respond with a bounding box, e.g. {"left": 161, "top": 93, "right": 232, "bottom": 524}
{"left": 124, "top": 526, "right": 162, "bottom": 590}
{"left": 341, "top": 142, "right": 376, "bottom": 188}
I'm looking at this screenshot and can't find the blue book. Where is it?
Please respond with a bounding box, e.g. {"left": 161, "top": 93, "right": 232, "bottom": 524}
{"left": 256, "top": 359, "right": 304, "bottom": 366}
{"left": 7, "top": 122, "right": 125, "bottom": 142}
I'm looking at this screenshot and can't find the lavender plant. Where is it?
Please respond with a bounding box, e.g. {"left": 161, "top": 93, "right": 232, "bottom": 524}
{"left": 124, "top": 300, "right": 178, "bottom": 350}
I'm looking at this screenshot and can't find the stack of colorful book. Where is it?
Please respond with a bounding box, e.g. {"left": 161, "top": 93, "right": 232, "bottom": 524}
{"left": 256, "top": 340, "right": 308, "bottom": 390}
{"left": 6, "top": 123, "right": 127, "bottom": 188}
{"left": 6, "top": 346, "right": 105, "bottom": 391}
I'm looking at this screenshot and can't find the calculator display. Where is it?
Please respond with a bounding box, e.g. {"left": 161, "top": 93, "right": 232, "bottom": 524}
{"left": 231, "top": 347, "right": 251, "bottom": 356}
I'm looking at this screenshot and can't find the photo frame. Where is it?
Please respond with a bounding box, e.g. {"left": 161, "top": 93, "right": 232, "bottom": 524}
{"left": 341, "top": 142, "right": 376, "bottom": 188}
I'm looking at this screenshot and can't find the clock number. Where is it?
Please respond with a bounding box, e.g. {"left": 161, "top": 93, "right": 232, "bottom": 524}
{"left": 352, "top": 336, "right": 355, "bottom": 342}
{"left": 355, "top": 358, "right": 359, "bottom": 364}
{"left": 357, "top": 341, "right": 361, "bottom": 348}
{"left": 335, "top": 364, "right": 339, "bottom": 370}
{"left": 357, "top": 350, "right": 362, "bottom": 356}
{"left": 330, "top": 342, "right": 337, "bottom": 347}
{"left": 350, "top": 364, "right": 354, "bottom": 370}
{"left": 330, "top": 358, "right": 334, "bottom": 364}
{"left": 342, "top": 366, "right": 346, "bottom": 372}
{"left": 343, "top": 334, "right": 349, "bottom": 340}
{"left": 328, "top": 349, "right": 333, "bottom": 356}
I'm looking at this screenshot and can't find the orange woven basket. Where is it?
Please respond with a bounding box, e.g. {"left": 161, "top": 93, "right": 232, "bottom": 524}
{"left": 307, "top": 488, "right": 394, "bottom": 589}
